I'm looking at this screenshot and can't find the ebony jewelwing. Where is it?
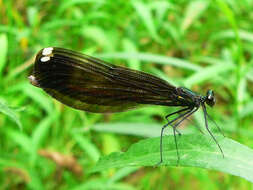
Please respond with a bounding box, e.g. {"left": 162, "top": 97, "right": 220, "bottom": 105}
{"left": 28, "top": 47, "right": 224, "bottom": 165}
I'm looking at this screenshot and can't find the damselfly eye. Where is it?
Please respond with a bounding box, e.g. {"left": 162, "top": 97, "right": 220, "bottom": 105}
{"left": 206, "top": 90, "right": 215, "bottom": 107}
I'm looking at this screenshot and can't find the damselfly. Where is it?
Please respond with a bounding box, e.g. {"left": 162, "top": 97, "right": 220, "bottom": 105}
{"left": 28, "top": 47, "right": 224, "bottom": 165}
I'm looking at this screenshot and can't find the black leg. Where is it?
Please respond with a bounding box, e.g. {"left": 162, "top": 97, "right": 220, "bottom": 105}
{"left": 165, "top": 107, "right": 189, "bottom": 135}
{"left": 157, "top": 107, "right": 193, "bottom": 166}
{"left": 206, "top": 112, "right": 225, "bottom": 137}
{"left": 173, "top": 107, "right": 199, "bottom": 129}
{"left": 165, "top": 107, "right": 190, "bottom": 120}
{"left": 202, "top": 103, "right": 224, "bottom": 158}
{"left": 169, "top": 107, "right": 199, "bottom": 165}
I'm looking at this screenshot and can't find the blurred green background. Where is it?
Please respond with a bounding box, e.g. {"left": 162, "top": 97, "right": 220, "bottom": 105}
{"left": 1, "top": 0, "right": 253, "bottom": 189}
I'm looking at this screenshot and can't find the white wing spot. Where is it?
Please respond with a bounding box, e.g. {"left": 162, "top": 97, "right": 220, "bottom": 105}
{"left": 41, "top": 56, "right": 50, "bottom": 62}
{"left": 42, "top": 47, "right": 53, "bottom": 56}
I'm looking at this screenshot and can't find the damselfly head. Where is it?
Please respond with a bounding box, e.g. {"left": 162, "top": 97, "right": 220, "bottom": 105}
{"left": 205, "top": 89, "right": 215, "bottom": 107}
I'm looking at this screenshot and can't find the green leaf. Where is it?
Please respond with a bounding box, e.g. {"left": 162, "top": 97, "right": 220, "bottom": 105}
{"left": 132, "top": 1, "right": 162, "bottom": 43}
{"left": 70, "top": 179, "right": 135, "bottom": 190}
{"left": 93, "top": 122, "right": 194, "bottom": 138}
{"left": 7, "top": 129, "right": 31, "bottom": 153}
{"left": 122, "top": 38, "right": 140, "bottom": 70}
{"left": 82, "top": 26, "right": 115, "bottom": 51}
{"left": 211, "top": 30, "right": 253, "bottom": 43}
{"left": 91, "top": 134, "right": 253, "bottom": 183}
{"left": 21, "top": 83, "right": 54, "bottom": 114}
{"left": 57, "top": 0, "right": 105, "bottom": 15}
{"left": 181, "top": 0, "right": 209, "bottom": 32}
{"left": 0, "top": 100, "right": 22, "bottom": 129}
{"left": 240, "top": 100, "right": 253, "bottom": 118}
{"left": 184, "top": 62, "right": 235, "bottom": 87}
{"left": 71, "top": 132, "right": 101, "bottom": 162}
{"left": 93, "top": 123, "right": 161, "bottom": 137}
{"left": 97, "top": 52, "right": 201, "bottom": 71}
{"left": 0, "top": 33, "right": 8, "bottom": 77}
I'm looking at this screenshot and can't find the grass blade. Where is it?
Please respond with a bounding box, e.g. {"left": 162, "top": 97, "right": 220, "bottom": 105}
{"left": 98, "top": 52, "right": 201, "bottom": 71}
{"left": 0, "top": 100, "right": 22, "bottom": 129}
{"left": 181, "top": 0, "right": 209, "bottom": 32}
{"left": 93, "top": 123, "right": 194, "bottom": 138}
{"left": 184, "top": 62, "right": 235, "bottom": 87}
{"left": 71, "top": 132, "right": 101, "bottom": 163}
{"left": 132, "top": 1, "right": 162, "bottom": 43}
{"left": 0, "top": 33, "right": 8, "bottom": 78}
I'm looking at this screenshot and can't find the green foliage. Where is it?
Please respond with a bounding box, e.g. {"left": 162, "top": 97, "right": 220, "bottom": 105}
{"left": 1, "top": 0, "right": 253, "bottom": 189}
{"left": 93, "top": 134, "right": 253, "bottom": 183}
{"left": 0, "top": 100, "right": 22, "bottom": 129}
{"left": 0, "top": 34, "right": 8, "bottom": 77}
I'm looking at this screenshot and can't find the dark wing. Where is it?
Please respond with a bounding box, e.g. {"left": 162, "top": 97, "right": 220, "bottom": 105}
{"left": 29, "top": 47, "right": 181, "bottom": 113}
